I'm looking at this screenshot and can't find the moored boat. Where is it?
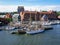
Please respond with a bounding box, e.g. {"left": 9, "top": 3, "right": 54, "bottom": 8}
{"left": 26, "top": 29, "right": 44, "bottom": 35}
{"left": 11, "top": 30, "right": 26, "bottom": 34}
{"left": 42, "top": 22, "right": 51, "bottom": 26}
{"left": 26, "top": 24, "right": 44, "bottom": 34}
{"left": 18, "top": 30, "right": 26, "bottom": 34}
{"left": 43, "top": 25, "right": 53, "bottom": 30}
{"left": 5, "top": 26, "right": 15, "bottom": 30}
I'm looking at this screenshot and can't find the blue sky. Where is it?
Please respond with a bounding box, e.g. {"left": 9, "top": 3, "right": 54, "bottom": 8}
{"left": 0, "top": 0, "right": 60, "bottom": 12}
{"left": 0, "top": 0, "right": 60, "bottom": 5}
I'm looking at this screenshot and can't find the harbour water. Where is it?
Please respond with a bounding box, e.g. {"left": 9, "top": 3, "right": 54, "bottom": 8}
{"left": 0, "top": 24, "right": 60, "bottom": 45}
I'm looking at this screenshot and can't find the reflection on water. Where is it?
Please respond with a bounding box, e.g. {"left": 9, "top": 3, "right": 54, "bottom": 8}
{"left": 0, "top": 25, "right": 60, "bottom": 45}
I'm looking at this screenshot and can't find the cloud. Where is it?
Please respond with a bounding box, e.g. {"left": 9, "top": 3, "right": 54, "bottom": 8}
{"left": 24, "top": 5, "right": 60, "bottom": 11}
{"left": 0, "top": 5, "right": 18, "bottom": 12}
{"left": 0, "top": 5, "right": 60, "bottom": 12}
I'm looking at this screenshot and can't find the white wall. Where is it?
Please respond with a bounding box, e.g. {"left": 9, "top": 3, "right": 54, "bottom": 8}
{"left": 12, "top": 14, "right": 19, "bottom": 22}
{"left": 0, "top": 15, "right": 5, "bottom": 18}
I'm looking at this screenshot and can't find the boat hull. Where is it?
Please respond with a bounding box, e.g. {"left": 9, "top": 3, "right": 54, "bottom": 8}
{"left": 5, "top": 26, "right": 15, "bottom": 30}
{"left": 26, "top": 30, "right": 44, "bottom": 34}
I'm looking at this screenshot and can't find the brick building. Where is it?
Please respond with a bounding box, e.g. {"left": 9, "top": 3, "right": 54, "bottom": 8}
{"left": 17, "top": 6, "right": 24, "bottom": 14}
{"left": 17, "top": 6, "right": 24, "bottom": 21}
{"left": 20, "top": 11, "right": 58, "bottom": 21}
{"left": 4, "top": 13, "right": 12, "bottom": 18}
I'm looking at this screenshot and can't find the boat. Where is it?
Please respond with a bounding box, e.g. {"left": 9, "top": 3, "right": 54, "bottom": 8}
{"left": 26, "top": 29, "right": 44, "bottom": 35}
{"left": 26, "top": 24, "right": 44, "bottom": 35}
{"left": 5, "top": 26, "right": 15, "bottom": 30}
{"left": 56, "top": 20, "right": 60, "bottom": 24}
{"left": 41, "top": 21, "right": 51, "bottom": 26}
{"left": 10, "top": 30, "right": 26, "bottom": 34}
{"left": 18, "top": 30, "right": 26, "bottom": 34}
{"left": 43, "top": 25, "right": 53, "bottom": 30}
{"left": 26, "top": 10, "right": 44, "bottom": 35}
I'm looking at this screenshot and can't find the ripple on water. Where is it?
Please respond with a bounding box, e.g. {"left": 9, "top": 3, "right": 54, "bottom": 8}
{"left": 0, "top": 25, "right": 60, "bottom": 45}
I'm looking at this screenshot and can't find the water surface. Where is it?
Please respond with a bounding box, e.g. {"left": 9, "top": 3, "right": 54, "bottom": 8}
{"left": 0, "top": 25, "right": 60, "bottom": 45}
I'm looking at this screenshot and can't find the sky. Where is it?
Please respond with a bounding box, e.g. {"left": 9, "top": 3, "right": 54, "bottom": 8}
{"left": 0, "top": 0, "right": 60, "bottom": 12}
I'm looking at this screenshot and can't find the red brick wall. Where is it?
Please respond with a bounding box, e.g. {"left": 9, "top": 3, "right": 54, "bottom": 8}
{"left": 4, "top": 13, "right": 12, "bottom": 18}
{"left": 20, "top": 11, "right": 58, "bottom": 21}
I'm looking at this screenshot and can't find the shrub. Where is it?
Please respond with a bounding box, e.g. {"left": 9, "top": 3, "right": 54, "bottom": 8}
{"left": 6, "top": 18, "right": 12, "bottom": 22}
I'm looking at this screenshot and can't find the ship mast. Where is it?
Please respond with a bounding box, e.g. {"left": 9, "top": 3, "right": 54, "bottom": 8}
{"left": 29, "top": 9, "right": 32, "bottom": 25}
{"left": 35, "top": 10, "right": 38, "bottom": 30}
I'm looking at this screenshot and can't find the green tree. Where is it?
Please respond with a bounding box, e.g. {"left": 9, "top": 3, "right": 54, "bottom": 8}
{"left": 56, "top": 11, "right": 60, "bottom": 16}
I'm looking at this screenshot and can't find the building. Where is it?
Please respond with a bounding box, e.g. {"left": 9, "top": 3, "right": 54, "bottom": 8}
{"left": 0, "top": 13, "right": 12, "bottom": 26}
{"left": 0, "top": 15, "right": 5, "bottom": 18}
{"left": 20, "top": 11, "right": 58, "bottom": 21}
{"left": 12, "top": 14, "right": 19, "bottom": 22}
{"left": 57, "top": 15, "right": 60, "bottom": 20}
{"left": 41, "top": 14, "right": 48, "bottom": 21}
{"left": 4, "top": 13, "right": 12, "bottom": 18}
{"left": 17, "top": 6, "right": 24, "bottom": 14}
{"left": 17, "top": 6, "right": 24, "bottom": 21}
{"left": 0, "top": 18, "right": 10, "bottom": 26}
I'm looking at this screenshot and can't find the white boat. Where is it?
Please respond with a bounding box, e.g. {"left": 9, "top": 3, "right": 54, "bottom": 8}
{"left": 26, "top": 21, "right": 44, "bottom": 34}
{"left": 43, "top": 25, "right": 53, "bottom": 30}
{"left": 50, "top": 21, "right": 57, "bottom": 25}
{"left": 56, "top": 20, "right": 60, "bottom": 24}
{"left": 5, "top": 26, "right": 15, "bottom": 30}
{"left": 26, "top": 29, "right": 44, "bottom": 34}
{"left": 41, "top": 22, "right": 51, "bottom": 26}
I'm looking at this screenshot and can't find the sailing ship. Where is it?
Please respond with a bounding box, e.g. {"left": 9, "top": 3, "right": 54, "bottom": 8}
{"left": 26, "top": 10, "right": 44, "bottom": 34}
{"left": 26, "top": 24, "right": 44, "bottom": 34}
